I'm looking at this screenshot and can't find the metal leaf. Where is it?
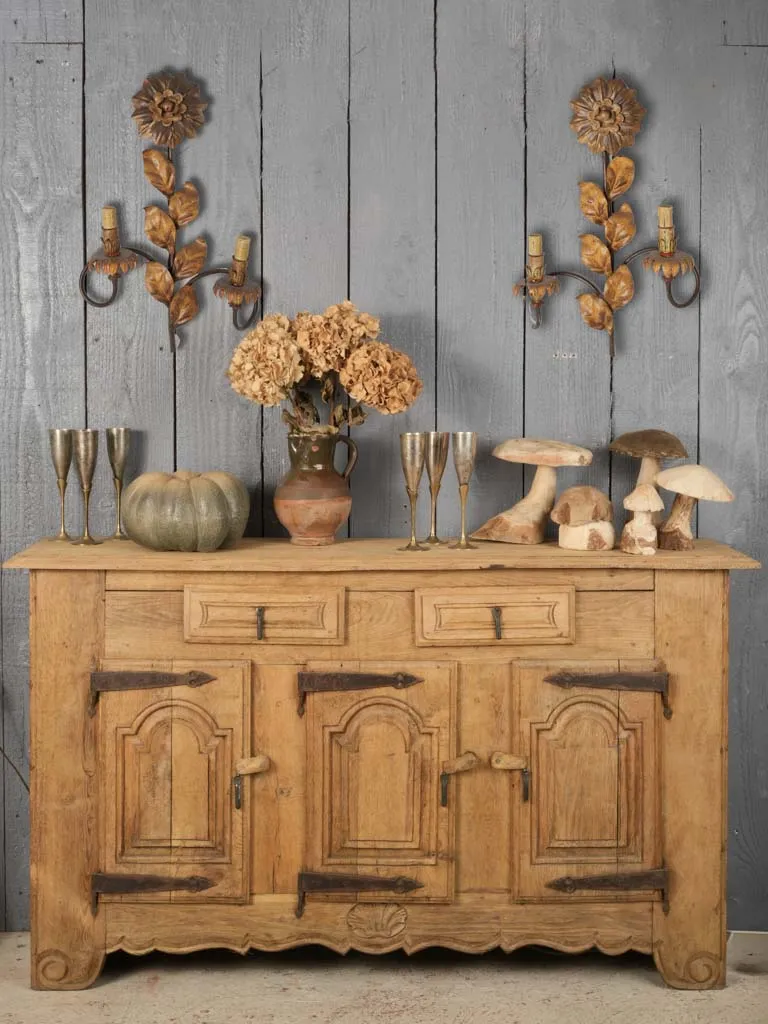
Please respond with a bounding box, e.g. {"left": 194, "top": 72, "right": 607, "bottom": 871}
{"left": 144, "top": 262, "right": 174, "bottom": 305}
{"left": 579, "top": 234, "right": 612, "bottom": 275}
{"left": 169, "top": 182, "right": 200, "bottom": 226}
{"left": 169, "top": 283, "right": 199, "bottom": 327}
{"left": 144, "top": 205, "right": 176, "bottom": 252}
{"left": 605, "top": 203, "right": 636, "bottom": 251}
{"left": 577, "top": 293, "right": 614, "bottom": 332}
{"left": 173, "top": 237, "right": 207, "bottom": 278}
{"left": 142, "top": 148, "right": 175, "bottom": 196}
{"left": 605, "top": 156, "right": 635, "bottom": 199}
{"left": 579, "top": 181, "right": 608, "bottom": 224}
{"left": 603, "top": 265, "right": 635, "bottom": 311}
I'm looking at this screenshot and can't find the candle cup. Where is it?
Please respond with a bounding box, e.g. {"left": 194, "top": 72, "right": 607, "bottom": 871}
{"left": 72, "top": 429, "right": 102, "bottom": 545}
{"left": 48, "top": 429, "right": 73, "bottom": 541}
{"left": 424, "top": 431, "right": 450, "bottom": 544}
{"left": 106, "top": 427, "right": 132, "bottom": 539}
{"left": 449, "top": 432, "right": 478, "bottom": 550}
{"left": 398, "top": 432, "right": 429, "bottom": 551}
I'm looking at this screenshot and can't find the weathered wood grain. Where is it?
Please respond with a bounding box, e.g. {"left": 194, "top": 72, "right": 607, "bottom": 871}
{"left": 0, "top": 0, "right": 81, "bottom": 43}
{"left": 0, "top": 43, "right": 84, "bottom": 930}
{"left": 347, "top": 0, "right": 436, "bottom": 539}
{"left": 698, "top": 42, "right": 768, "bottom": 932}
{"left": 436, "top": 0, "right": 526, "bottom": 538}
{"left": 260, "top": 0, "right": 349, "bottom": 535}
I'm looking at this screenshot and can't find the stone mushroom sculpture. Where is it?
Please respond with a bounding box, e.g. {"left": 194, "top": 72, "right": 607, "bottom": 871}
{"left": 609, "top": 429, "right": 688, "bottom": 522}
{"left": 655, "top": 465, "right": 734, "bottom": 551}
{"left": 551, "top": 485, "right": 615, "bottom": 550}
{"left": 621, "top": 483, "right": 665, "bottom": 555}
{"left": 471, "top": 438, "right": 593, "bottom": 545}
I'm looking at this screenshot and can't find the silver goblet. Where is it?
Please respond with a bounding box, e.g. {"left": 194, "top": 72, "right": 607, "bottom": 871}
{"left": 449, "top": 431, "right": 478, "bottom": 550}
{"left": 399, "top": 432, "right": 428, "bottom": 551}
{"left": 48, "top": 429, "right": 73, "bottom": 541}
{"left": 424, "top": 431, "right": 450, "bottom": 545}
{"left": 106, "top": 427, "right": 131, "bottom": 539}
{"left": 72, "top": 429, "right": 102, "bottom": 545}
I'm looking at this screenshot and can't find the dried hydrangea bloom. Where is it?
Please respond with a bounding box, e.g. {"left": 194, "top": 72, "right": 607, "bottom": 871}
{"left": 340, "top": 340, "right": 423, "bottom": 415}
{"left": 324, "top": 300, "right": 380, "bottom": 347}
{"left": 291, "top": 312, "right": 351, "bottom": 377}
{"left": 227, "top": 314, "right": 305, "bottom": 406}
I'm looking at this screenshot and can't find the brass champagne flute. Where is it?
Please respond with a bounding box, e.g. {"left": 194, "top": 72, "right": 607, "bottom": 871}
{"left": 424, "top": 431, "right": 450, "bottom": 544}
{"left": 48, "top": 429, "right": 73, "bottom": 540}
{"left": 399, "top": 432, "right": 428, "bottom": 551}
{"left": 449, "top": 431, "right": 478, "bottom": 550}
{"left": 72, "top": 429, "right": 102, "bottom": 545}
{"left": 106, "top": 427, "right": 131, "bottom": 539}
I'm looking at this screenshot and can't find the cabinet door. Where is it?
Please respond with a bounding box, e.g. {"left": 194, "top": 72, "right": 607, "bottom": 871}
{"left": 304, "top": 661, "right": 456, "bottom": 903}
{"left": 98, "top": 659, "right": 250, "bottom": 903}
{"left": 514, "top": 659, "right": 660, "bottom": 900}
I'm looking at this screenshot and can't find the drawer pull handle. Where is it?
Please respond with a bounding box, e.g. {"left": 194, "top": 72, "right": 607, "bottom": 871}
{"left": 440, "top": 750, "right": 481, "bottom": 807}
{"left": 491, "top": 606, "right": 503, "bottom": 640}
{"left": 490, "top": 752, "right": 530, "bottom": 802}
{"left": 256, "top": 606, "right": 265, "bottom": 641}
{"left": 233, "top": 754, "right": 271, "bottom": 810}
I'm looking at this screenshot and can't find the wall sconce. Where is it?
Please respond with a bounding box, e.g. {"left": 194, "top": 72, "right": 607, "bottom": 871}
{"left": 79, "top": 72, "right": 261, "bottom": 350}
{"left": 514, "top": 76, "right": 700, "bottom": 356}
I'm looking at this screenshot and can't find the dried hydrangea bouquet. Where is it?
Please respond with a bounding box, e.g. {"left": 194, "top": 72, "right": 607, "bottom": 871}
{"left": 228, "top": 301, "right": 423, "bottom": 545}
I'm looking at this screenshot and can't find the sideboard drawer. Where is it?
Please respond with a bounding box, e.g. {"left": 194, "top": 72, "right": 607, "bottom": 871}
{"left": 415, "top": 586, "right": 575, "bottom": 647}
{"left": 184, "top": 585, "right": 346, "bottom": 644}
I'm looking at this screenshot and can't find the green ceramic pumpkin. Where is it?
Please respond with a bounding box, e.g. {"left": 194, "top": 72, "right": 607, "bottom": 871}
{"left": 123, "top": 470, "right": 250, "bottom": 552}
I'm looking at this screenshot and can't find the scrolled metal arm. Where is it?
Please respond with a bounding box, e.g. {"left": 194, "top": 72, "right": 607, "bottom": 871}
{"left": 549, "top": 270, "right": 603, "bottom": 297}
{"left": 79, "top": 267, "right": 119, "bottom": 308}
{"left": 232, "top": 303, "right": 259, "bottom": 330}
{"left": 665, "top": 264, "right": 701, "bottom": 309}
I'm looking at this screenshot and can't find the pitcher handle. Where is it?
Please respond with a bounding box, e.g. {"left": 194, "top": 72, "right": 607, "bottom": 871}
{"left": 336, "top": 435, "right": 359, "bottom": 480}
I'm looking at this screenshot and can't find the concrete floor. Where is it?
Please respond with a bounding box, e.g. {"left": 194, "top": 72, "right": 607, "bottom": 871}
{"left": 1, "top": 932, "right": 767, "bottom": 1024}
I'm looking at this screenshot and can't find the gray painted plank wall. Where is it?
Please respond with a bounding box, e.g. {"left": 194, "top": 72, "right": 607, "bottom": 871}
{"left": 1, "top": 0, "right": 766, "bottom": 931}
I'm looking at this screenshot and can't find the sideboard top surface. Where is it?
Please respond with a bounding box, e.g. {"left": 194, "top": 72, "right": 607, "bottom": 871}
{"left": 4, "top": 537, "right": 760, "bottom": 572}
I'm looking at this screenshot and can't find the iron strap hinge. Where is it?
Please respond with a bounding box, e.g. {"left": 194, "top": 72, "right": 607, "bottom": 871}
{"left": 544, "top": 669, "right": 672, "bottom": 719}
{"left": 296, "top": 671, "right": 424, "bottom": 716}
{"left": 546, "top": 867, "right": 670, "bottom": 914}
{"left": 90, "top": 871, "right": 214, "bottom": 914}
{"left": 88, "top": 669, "right": 216, "bottom": 716}
{"left": 295, "top": 871, "right": 424, "bottom": 918}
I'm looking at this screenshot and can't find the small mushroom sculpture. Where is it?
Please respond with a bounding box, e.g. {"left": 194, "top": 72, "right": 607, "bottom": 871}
{"left": 656, "top": 465, "right": 734, "bottom": 551}
{"left": 609, "top": 429, "right": 687, "bottom": 523}
{"left": 471, "top": 439, "right": 592, "bottom": 545}
{"left": 620, "top": 483, "right": 665, "bottom": 555}
{"left": 551, "top": 485, "right": 615, "bottom": 551}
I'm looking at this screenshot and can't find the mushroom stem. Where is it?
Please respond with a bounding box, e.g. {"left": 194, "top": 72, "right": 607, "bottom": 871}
{"left": 558, "top": 521, "right": 615, "bottom": 551}
{"left": 637, "top": 456, "right": 661, "bottom": 486}
{"left": 620, "top": 509, "right": 657, "bottom": 555}
{"left": 658, "top": 493, "right": 696, "bottom": 551}
{"left": 471, "top": 464, "right": 556, "bottom": 545}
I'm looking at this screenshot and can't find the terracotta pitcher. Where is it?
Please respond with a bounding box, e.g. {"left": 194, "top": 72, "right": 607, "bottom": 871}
{"left": 274, "top": 432, "right": 358, "bottom": 545}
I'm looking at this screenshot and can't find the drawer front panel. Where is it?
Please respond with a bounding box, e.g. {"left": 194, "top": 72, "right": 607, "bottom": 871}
{"left": 184, "top": 586, "right": 345, "bottom": 645}
{"left": 415, "top": 587, "right": 575, "bottom": 646}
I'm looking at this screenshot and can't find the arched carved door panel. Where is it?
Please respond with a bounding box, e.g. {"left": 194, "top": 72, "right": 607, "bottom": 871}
{"left": 304, "top": 662, "right": 456, "bottom": 904}
{"left": 99, "top": 659, "right": 250, "bottom": 903}
{"left": 514, "top": 660, "right": 660, "bottom": 901}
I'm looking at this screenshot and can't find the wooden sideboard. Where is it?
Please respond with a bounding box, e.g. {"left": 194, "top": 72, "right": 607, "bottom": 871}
{"left": 5, "top": 537, "right": 759, "bottom": 990}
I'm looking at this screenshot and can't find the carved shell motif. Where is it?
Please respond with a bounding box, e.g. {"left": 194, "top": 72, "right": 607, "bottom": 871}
{"left": 346, "top": 903, "right": 408, "bottom": 944}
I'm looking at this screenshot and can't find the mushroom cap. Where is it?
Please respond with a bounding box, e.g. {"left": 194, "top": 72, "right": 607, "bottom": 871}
{"left": 492, "top": 438, "right": 593, "bottom": 468}
{"left": 656, "top": 465, "right": 734, "bottom": 502}
{"left": 623, "top": 482, "right": 665, "bottom": 513}
{"left": 610, "top": 429, "right": 688, "bottom": 460}
{"left": 551, "top": 485, "right": 613, "bottom": 525}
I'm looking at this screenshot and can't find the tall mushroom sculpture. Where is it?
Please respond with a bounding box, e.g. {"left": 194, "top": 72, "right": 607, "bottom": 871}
{"left": 610, "top": 429, "right": 687, "bottom": 522}
{"left": 621, "top": 483, "right": 664, "bottom": 555}
{"left": 471, "top": 439, "right": 592, "bottom": 545}
{"left": 656, "top": 465, "right": 734, "bottom": 551}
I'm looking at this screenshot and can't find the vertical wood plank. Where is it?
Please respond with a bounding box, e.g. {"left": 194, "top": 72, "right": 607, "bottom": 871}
{"left": 0, "top": 42, "right": 84, "bottom": 930}
{"left": 653, "top": 571, "right": 727, "bottom": 989}
{"left": 0, "top": 1, "right": 82, "bottom": 43}
{"left": 348, "top": 0, "right": 435, "bottom": 539}
{"left": 29, "top": 570, "right": 105, "bottom": 988}
{"left": 699, "top": 42, "right": 768, "bottom": 932}
{"left": 436, "top": 0, "right": 526, "bottom": 537}
{"left": 260, "top": 0, "right": 349, "bottom": 535}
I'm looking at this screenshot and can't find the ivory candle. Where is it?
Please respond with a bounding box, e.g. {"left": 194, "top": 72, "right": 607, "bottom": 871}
{"left": 101, "top": 206, "right": 118, "bottom": 230}
{"left": 234, "top": 234, "right": 251, "bottom": 263}
{"left": 658, "top": 205, "right": 674, "bottom": 229}
{"left": 528, "top": 233, "right": 543, "bottom": 257}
